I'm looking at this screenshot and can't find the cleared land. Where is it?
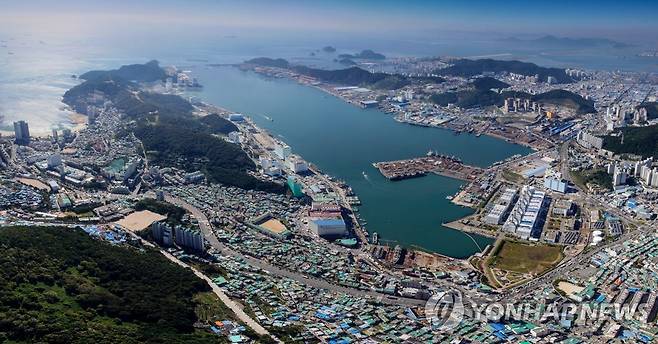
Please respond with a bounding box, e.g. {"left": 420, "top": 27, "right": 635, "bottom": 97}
{"left": 115, "top": 210, "right": 167, "bottom": 231}
{"left": 16, "top": 177, "right": 50, "bottom": 192}
{"left": 557, "top": 281, "right": 585, "bottom": 297}
{"left": 490, "top": 241, "right": 563, "bottom": 274}
{"left": 259, "top": 218, "right": 288, "bottom": 234}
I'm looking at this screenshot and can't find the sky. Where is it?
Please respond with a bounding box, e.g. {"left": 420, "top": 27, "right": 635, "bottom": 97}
{"left": 1, "top": 0, "right": 657, "bottom": 44}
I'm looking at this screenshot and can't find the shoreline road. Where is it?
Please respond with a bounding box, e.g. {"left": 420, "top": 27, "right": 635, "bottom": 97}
{"left": 164, "top": 194, "right": 427, "bottom": 308}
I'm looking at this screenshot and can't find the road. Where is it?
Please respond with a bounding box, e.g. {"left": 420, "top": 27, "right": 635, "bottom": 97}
{"left": 164, "top": 194, "right": 428, "bottom": 307}
{"left": 160, "top": 250, "right": 276, "bottom": 340}
{"left": 117, "top": 224, "right": 275, "bottom": 339}
{"left": 502, "top": 220, "right": 656, "bottom": 299}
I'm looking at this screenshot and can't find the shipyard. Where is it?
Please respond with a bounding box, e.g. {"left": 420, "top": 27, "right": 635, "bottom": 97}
{"left": 3, "top": 1, "right": 658, "bottom": 339}
{"left": 373, "top": 152, "right": 484, "bottom": 181}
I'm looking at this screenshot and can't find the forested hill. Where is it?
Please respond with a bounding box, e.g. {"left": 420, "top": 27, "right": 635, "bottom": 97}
{"left": 603, "top": 124, "right": 658, "bottom": 158}
{"left": 430, "top": 83, "right": 593, "bottom": 114}
{"left": 0, "top": 226, "right": 222, "bottom": 343}
{"left": 244, "top": 57, "right": 444, "bottom": 90}
{"left": 63, "top": 61, "right": 284, "bottom": 193}
{"left": 435, "top": 59, "right": 573, "bottom": 84}
{"left": 79, "top": 59, "right": 168, "bottom": 82}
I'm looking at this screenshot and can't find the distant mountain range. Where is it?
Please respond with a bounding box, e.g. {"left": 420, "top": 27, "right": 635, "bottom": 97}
{"left": 502, "top": 35, "right": 632, "bottom": 49}
{"left": 435, "top": 58, "right": 573, "bottom": 83}
{"left": 338, "top": 49, "right": 386, "bottom": 60}
{"left": 244, "top": 57, "right": 444, "bottom": 90}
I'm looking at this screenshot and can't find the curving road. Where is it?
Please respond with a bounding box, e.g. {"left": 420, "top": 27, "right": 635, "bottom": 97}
{"left": 164, "top": 194, "right": 428, "bottom": 307}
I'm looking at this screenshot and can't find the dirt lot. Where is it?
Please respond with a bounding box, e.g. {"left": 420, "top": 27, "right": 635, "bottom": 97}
{"left": 490, "top": 240, "right": 563, "bottom": 274}
{"left": 115, "top": 210, "right": 167, "bottom": 232}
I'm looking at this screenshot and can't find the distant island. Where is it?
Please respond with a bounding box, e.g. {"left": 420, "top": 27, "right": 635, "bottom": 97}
{"left": 502, "top": 35, "right": 632, "bottom": 49}
{"left": 338, "top": 49, "right": 386, "bottom": 60}
{"left": 243, "top": 57, "right": 290, "bottom": 68}
{"left": 244, "top": 57, "right": 444, "bottom": 90}
{"left": 338, "top": 57, "right": 357, "bottom": 66}
{"left": 435, "top": 58, "right": 573, "bottom": 83}
{"left": 79, "top": 59, "right": 167, "bottom": 82}
{"left": 322, "top": 46, "right": 336, "bottom": 53}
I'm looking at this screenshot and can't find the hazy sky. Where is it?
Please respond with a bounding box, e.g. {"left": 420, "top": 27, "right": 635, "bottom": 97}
{"left": 1, "top": 0, "right": 657, "bottom": 43}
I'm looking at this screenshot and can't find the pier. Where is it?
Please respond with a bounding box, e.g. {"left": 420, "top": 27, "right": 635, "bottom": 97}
{"left": 373, "top": 154, "right": 484, "bottom": 181}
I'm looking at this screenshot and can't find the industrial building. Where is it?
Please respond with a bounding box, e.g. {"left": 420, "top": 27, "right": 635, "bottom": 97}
{"left": 308, "top": 202, "right": 348, "bottom": 238}
{"left": 544, "top": 177, "right": 567, "bottom": 193}
{"left": 484, "top": 188, "right": 518, "bottom": 225}
{"left": 502, "top": 186, "right": 547, "bottom": 239}
{"left": 228, "top": 113, "right": 245, "bottom": 122}
{"left": 310, "top": 218, "right": 347, "bottom": 237}
{"left": 287, "top": 156, "right": 309, "bottom": 174}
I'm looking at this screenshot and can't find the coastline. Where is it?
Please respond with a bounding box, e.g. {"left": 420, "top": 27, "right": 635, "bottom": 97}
{"left": 0, "top": 111, "right": 87, "bottom": 138}
{"left": 240, "top": 64, "right": 546, "bottom": 152}
{"left": 195, "top": 65, "right": 505, "bottom": 260}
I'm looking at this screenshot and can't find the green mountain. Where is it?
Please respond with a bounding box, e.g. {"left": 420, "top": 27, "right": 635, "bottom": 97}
{"left": 431, "top": 86, "right": 593, "bottom": 113}
{"left": 64, "top": 62, "right": 284, "bottom": 193}
{"left": 79, "top": 60, "right": 167, "bottom": 82}
{"left": 0, "top": 226, "right": 223, "bottom": 343}
{"left": 471, "top": 76, "right": 510, "bottom": 91}
{"left": 603, "top": 124, "right": 658, "bottom": 158}
{"left": 436, "top": 58, "right": 573, "bottom": 83}
{"left": 244, "top": 57, "right": 290, "bottom": 68}
{"left": 338, "top": 49, "right": 386, "bottom": 60}
{"left": 293, "top": 66, "right": 407, "bottom": 89}
{"left": 244, "top": 57, "right": 444, "bottom": 90}
{"left": 430, "top": 89, "right": 501, "bottom": 108}
{"left": 530, "top": 89, "right": 595, "bottom": 114}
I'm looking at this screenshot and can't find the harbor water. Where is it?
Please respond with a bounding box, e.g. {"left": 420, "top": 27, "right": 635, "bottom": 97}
{"left": 190, "top": 66, "right": 532, "bottom": 258}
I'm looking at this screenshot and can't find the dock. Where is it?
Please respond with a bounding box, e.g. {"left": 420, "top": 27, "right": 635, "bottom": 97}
{"left": 373, "top": 155, "right": 484, "bottom": 182}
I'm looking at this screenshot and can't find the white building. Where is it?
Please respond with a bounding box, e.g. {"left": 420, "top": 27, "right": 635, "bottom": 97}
{"left": 502, "top": 186, "right": 547, "bottom": 239}
{"left": 287, "top": 157, "right": 309, "bottom": 174}
{"left": 309, "top": 217, "right": 347, "bottom": 237}
{"left": 228, "top": 113, "right": 245, "bottom": 122}
{"left": 484, "top": 188, "right": 518, "bottom": 225}
{"left": 544, "top": 178, "right": 567, "bottom": 193}
{"left": 576, "top": 130, "right": 603, "bottom": 150}
{"left": 228, "top": 131, "right": 240, "bottom": 144}
{"left": 174, "top": 226, "right": 205, "bottom": 252}
{"left": 274, "top": 144, "right": 291, "bottom": 160}
{"left": 613, "top": 166, "right": 628, "bottom": 186}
